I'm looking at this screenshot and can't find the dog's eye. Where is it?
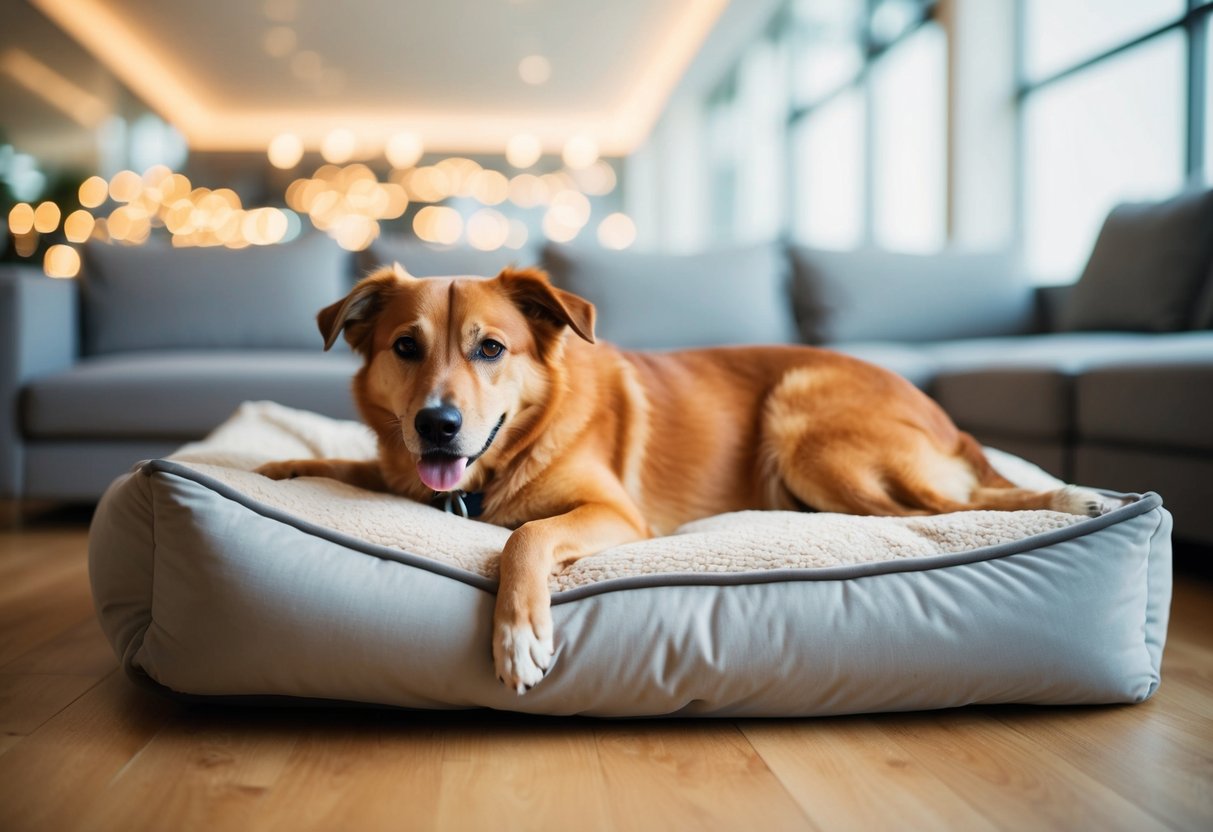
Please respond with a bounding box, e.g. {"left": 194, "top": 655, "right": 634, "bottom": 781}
{"left": 477, "top": 339, "right": 505, "bottom": 361}
{"left": 393, "top": 336, "right": 420, "bottom": 359}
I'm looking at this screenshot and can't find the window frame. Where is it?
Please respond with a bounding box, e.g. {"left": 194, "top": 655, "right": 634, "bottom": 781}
{"left": 1014, "top": 0, "right": 1212, "bottom": 251}
{"left": 783, "top": 0, "right": 941, "bottom": 248}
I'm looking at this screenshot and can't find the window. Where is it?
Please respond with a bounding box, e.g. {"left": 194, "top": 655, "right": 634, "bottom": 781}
{"left": 793, "top": 87, "right": 864, "bottom": 249}
{"left": 787, "top": 0, "right": 944, "bottom": 252}
{"left": 871, "top": 23, "right": 946, "bottom": 253}
{"left": 1019, "top": 1, "right": 1211, "bottom": 283}
{"left": 1023, "top": 33, "right": 1186, "bottom": 280}
{"left": 1206, "top": 17, "right": 1213, "bottom": 183}
{"left": 1022, "top": 0, "right": 1185, "bottom": 82}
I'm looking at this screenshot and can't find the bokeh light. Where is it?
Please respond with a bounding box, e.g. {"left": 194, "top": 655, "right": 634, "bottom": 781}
{"left": 506, "top": 133, "right": 542, "bottom": 169}
{"left": 268, "top": 132, "right": 304, "bottom": 169}
{"left": 33, "top": 201, "right": 61, "bottom": 233}
{"left": 597, "top": 212, "right": 637, "bottom": 250}
{"left": 78, "top": 176, "right": 108, "bottom": 208}
{"left": 263, "top": 26, "right": 296, "bottom": 58}
{"left": 385, "top": 131, "right": 424, "bottom": 169}
{"left": 518, "top": 54, "right": 551, "bottom": 85}
{"left": 562, "top": 134, "right": 599, "bottom": 170}
{"left": 43, "top": 245, "right": 80, "bottom": 278}
{"left": 64, "top": 209, "right": 95, "bottom": 243}
{"left": 414, "top": 205, "right": 463, "bottom": 245}
{"left": 467, "top": 208, "right": 510, "bottom": 251}
{"left": 108, "top": 170, "right": 142, "bottom": 203}
{"left": 7, "top": 202, "right": 35, "bottom": 235}
{"left": 321, "top": 128, "right": 357, "bottom": 164}
{"left": 573, "top": 160, "right": 617, "bottom": 195}
{"left": 505, "top": 218, "right": 529, "bottom": 250}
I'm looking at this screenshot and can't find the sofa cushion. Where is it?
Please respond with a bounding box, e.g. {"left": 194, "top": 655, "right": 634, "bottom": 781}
{"left": 1059, "top": 189, "right": 1213, "bottom": 333}
{"left": 933, "top": 369, "right": 1070, "bottom": 440}
{"left": 82, "top": 235, "right": 349, "bottom": 355}
{"left": 543, "top": 243, "right": 797, "bottom": 350}
{"left": 23, "top": 351, "right": 360, "bottom": 439}
{"left": 361, "top": 236, "right": 542, "bottom": 279}
{"left": 790, "top": 247, "right": 1034, "bottom": 344}
{"left": 1192, "top": 261, "right": 1213, "bottom": 330}
{"left": 926, "top": 332, "right": 1213, "bottom": 440}
{"left": 1077, "top": 364, "right": 1213, "bottom": 451}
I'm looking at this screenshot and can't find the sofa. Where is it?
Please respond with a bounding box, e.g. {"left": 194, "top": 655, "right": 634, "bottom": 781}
{"left": 3, "top": 189, "right": 1212, "bottom": 546}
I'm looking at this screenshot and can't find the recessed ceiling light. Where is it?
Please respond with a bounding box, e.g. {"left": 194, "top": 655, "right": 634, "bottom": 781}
{"left": 518, "top": 54, "right": 551, "bottom": 85}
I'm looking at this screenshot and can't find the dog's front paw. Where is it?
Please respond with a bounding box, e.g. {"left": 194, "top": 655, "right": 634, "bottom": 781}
{"left": 1052, "top": 485, "right": 1126, "bottom": 518}
{"left": 493, "top": 614, "right": 554, "bottom": 694}
{"left": 254, "top": 460, "right": 302, "bottom": 480}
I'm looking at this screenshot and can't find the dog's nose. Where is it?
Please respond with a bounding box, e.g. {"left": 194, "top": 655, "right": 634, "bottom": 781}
{"left": 415, "top": 405, "right": 462, "bottom": 445}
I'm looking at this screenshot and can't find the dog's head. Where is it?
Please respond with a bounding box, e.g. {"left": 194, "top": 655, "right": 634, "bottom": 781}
{"left": 319, "top": 263, "right": 595, "bottom": 492}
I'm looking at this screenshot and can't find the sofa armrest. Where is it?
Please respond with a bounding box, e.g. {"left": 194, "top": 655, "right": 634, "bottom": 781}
{"left": 0, "top": 267, "right": 80, "bottom": 496}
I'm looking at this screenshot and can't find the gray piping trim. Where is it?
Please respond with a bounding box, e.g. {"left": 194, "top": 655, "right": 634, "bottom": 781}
{"left": 141, "top": 459, "right": 1163, "bottom": 606}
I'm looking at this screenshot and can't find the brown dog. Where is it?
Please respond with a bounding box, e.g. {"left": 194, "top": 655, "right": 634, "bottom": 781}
{"left": 257, "top": 264, "right": 1118, "bottom": 692}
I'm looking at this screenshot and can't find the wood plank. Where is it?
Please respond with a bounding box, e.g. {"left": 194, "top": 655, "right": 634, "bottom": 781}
{"left": 741, "top": 716, "right": 998, "bottom": 832}
{"left": 433, "top": 714, "right": 613, "bottom": 830}
{"left": 0, "top": 570, "right": 97, "bottom": 668}
{"left": 0, "top": 671, "right": 176, "bottom": 832}
{"left": 241, "top": 708, "right": 447, "bottom": 832}
{"left": 874, "top": 710, "right": 1173, "bottom": 831}
{"left": 0, "top": 672, "right": 102, "bottom": 756}
{"left": 994, "top": 703, "right": 1213, "bottom": 831}
{"left": 1, "top": 615, "right": 117, "bottom": 678}
{"left": 78, "top": 707, "right": 300, "bottom": 832}
{"left": 593, "top": 722, "right": 812, "bottom": 831}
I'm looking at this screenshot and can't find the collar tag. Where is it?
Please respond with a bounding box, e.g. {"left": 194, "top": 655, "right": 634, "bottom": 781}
{"left": 434, "top": 490, "right": 484, "bottom": 519}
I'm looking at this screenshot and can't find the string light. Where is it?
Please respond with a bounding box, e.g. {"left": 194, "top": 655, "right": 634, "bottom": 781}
{"left": 78, "top": 176, "right": 108, "bottom": 208}
{"left": 506, "top": 133, "right": 542, "bottom": 169}
{"left": 467, "top": 208, "right": 510, "bottom": 251}
{"left": 268, "top": 132, "right": 304, "bottom": 169}
{"left": 7, "top": 202, "right": 35, "bottom": 235}
{"left": 385, "top": 131, "right": 424, "bottom": 169}
{"left": 562, "top": 134, "right": 599, "bottom": 169}
{"left": 320, "top": 128, "right": 357, "bottom": 164}
{"left": 44, "top": 245, "right": 81, "bottom": 278}
{"left": 33, "top": 201, "right": 61, "bottom": 234}
{"left": 51, "top": 143, "right": 627, "bottom": 260}
{"left": 64, "top": 209, "right": 95, "bottom": 243}
{"left": 597, "top": 212, "right": 637, "bottom": 250}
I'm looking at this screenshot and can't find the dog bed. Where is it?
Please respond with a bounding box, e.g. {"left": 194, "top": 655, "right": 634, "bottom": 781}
{"left": 89, "top": 401, "right": 1171, "bottom": 717}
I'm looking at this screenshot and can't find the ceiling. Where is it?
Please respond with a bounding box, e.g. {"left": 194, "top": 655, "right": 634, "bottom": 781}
{"left": 28, "top": 0, "right": 732, "bottom": 156}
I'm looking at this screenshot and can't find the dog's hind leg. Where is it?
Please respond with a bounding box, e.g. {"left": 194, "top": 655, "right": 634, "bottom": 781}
{"left": 763, "top": 371, "right": 1121, "bottom": 518}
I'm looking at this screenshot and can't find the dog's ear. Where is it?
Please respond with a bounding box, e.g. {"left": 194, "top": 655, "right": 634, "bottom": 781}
{"left": 317, "top": 266, "right": 409, "bottom": 352}
{"left": 497, "top": 267, "right": 596, "bottom": 344}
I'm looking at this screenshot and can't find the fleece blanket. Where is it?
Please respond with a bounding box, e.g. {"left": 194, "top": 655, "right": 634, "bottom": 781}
{"left": 168, "top": 401, "right": 1087, "bottom": 592}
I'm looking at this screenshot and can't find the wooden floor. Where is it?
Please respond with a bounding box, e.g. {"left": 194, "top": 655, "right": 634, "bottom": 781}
{"left": 0, "top": 504, "right": 1210, "bottom": 832}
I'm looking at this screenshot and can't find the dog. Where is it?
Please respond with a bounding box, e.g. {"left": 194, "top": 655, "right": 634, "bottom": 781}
{"left": 256, "top": 263, "right": 1120, "bottom": 693}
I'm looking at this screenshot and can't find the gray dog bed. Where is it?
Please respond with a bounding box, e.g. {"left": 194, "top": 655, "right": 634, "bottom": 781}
{"left": 89, "top": 402, "right": 1172, "bottom": 717}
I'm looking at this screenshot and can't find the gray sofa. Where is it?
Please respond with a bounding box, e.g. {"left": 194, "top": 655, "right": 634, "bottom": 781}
{"left": 3, "top": 190, "right": 1211, "bottom": 546}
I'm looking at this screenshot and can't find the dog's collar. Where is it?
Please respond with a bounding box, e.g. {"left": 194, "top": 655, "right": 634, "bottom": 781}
{"left": 433, "top": 489, "right": 484, "bottom": 519}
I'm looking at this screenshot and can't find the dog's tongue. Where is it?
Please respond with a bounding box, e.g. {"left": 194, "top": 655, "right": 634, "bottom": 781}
{"left": 417, "top": 455, "right": 468, "bottom": 492}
